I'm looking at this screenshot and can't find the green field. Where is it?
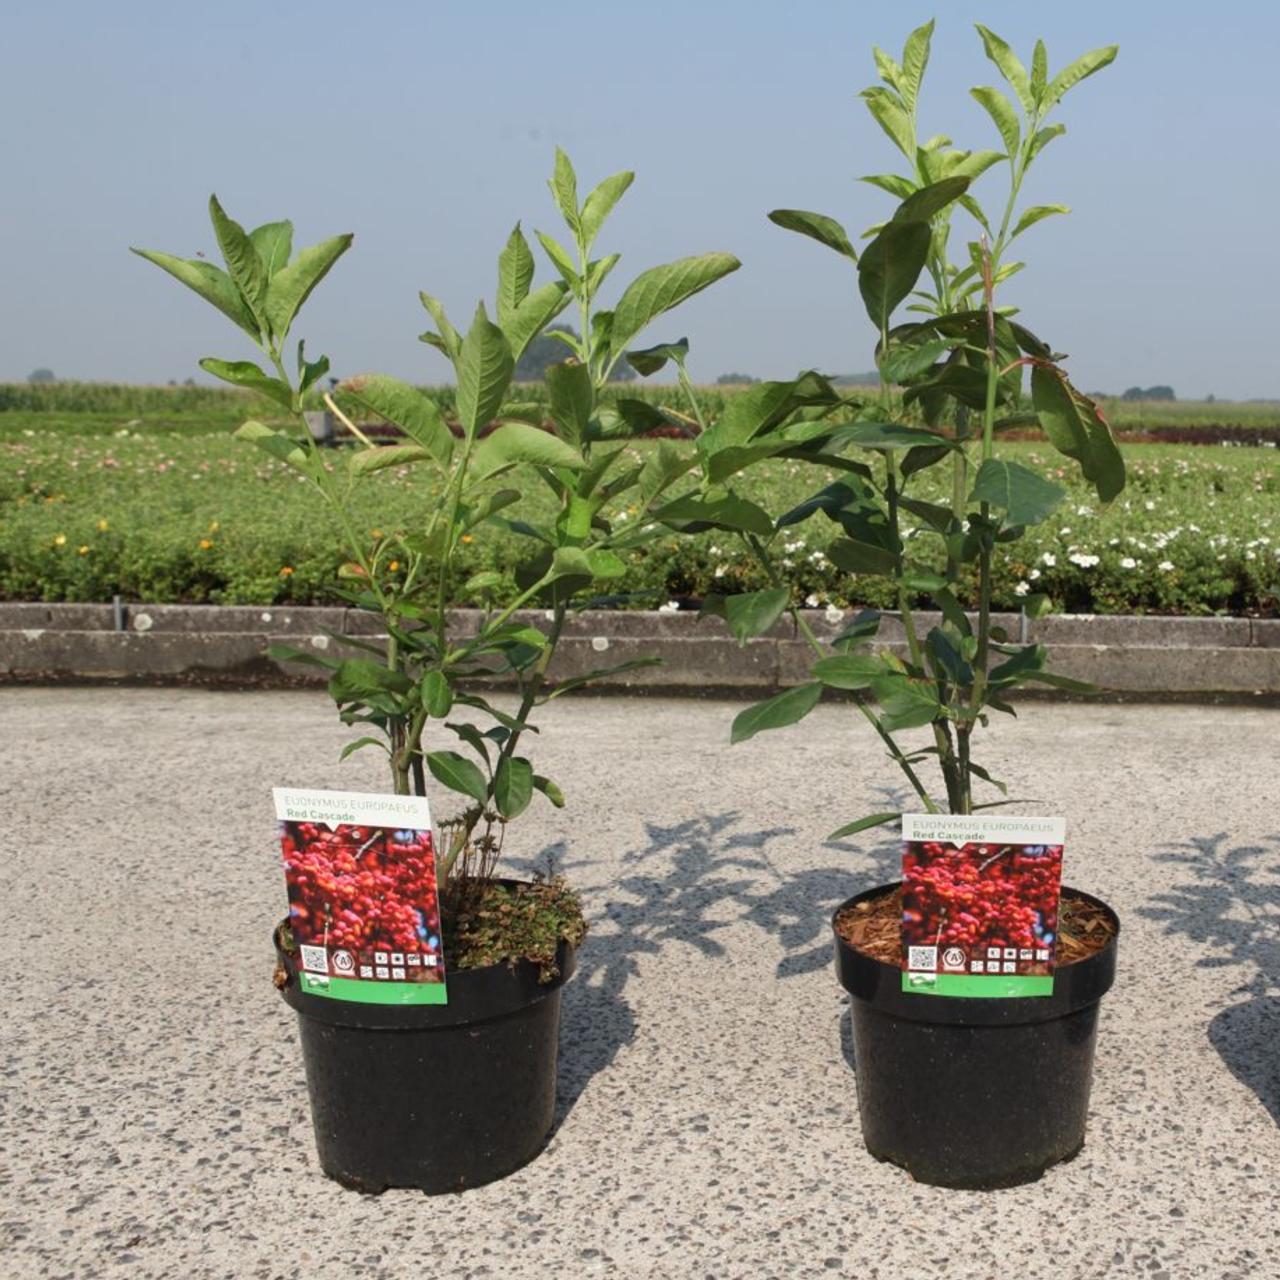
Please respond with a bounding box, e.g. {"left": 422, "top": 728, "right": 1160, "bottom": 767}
{"left": 3, "top": 394, "right": 1276, "bottom": 616}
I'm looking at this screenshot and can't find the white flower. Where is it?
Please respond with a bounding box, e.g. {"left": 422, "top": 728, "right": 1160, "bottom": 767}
{"left": 1014, "top": 581, "right": 1030, "bottom": 596}
{"left": 1145, "top": 500, "right": 1156, "bottom": 511}
{"left": 1158, "top": 560, "right": 1174, "bottom": 572}
{"left": 658, "top": 600, "right": 680, "bottom": 613}
{"left": 1119, "top": 557, "right": 1137, "bottom": 569}
{"left": 805, "top": 593, "right": 821, "bottom": 607}
{"left": 1059, "top": 527, "right": 1072, "bottom": 536}
{"left": 824, "top": 603, "right": 843, "bottom": 624}
{"left": 1029, "top": 568, "right": 1041, "bottom": 581}
{"left": 1068, "top": 552, "right": 1100, "bottom": 568}
{"left": 713, "top": 565, "right": 726, "bottom": 578}
{"left": 1041, "top": 552, "right": 1057, "bottom": 567}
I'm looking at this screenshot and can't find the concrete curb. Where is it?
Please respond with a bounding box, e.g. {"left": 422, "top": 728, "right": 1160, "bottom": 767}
{"left": 1, "top": 602, "right": 1278, "bottom": 697}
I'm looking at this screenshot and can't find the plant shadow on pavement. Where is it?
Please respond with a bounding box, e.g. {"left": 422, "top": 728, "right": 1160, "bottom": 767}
{"left": 508, "top": 793, "right": 909, "bottom": 1125}
{"left": 1139, "top": 832, "right": 1280, "bottom": 1125}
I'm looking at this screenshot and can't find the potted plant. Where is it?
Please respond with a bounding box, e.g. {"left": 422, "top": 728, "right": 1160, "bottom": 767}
{"left": 132, "top": 150, "right": 738, "bottom": 1192}
{"left": 645, "top": 21, "right": 1123, "bottom": 1188}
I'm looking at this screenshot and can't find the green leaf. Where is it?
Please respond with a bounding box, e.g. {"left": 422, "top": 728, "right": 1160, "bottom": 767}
{"left": 730, "top": 682, "right": 823, "bottom": 745}
{"left": 545, "top": 360, "right": 594, "bottom": 443}
{"left": 609, "top": 253, "right": 741, "bottom": 361}
{"left": 723, "top": 588, "right": 790, "bottom": 643}
{"left": 989, "top": 642, "right": 1047, "bottom": 686}
{"left": 1024, "top": 670, "right": 1098, "bottom": 694}
{"left": 811, "top": 653, "right": 884, "bottom": 690}
{"left": 129, "top": 248, "right": 259, "bottom": 338}
{"left": 338, "top": 374, "right": 454, "bottom": 467}
{"left": 580, "top": 170, "right": 634, "bottom": 248}
{"left": 1031, "top": 39, "right": 1048, "bottom": 104}
{"left": 1043, "top": 45, "right": 1119, "bottom": 109}
{"left": 265, "top": 233, "right": 353, "bottom": 340}
{"left": 638, "top": 441, "right": 696, "bottom": 507}
{"left": 249, "top": 221, "right": 293, "bottom": 279}
{"left": 497, "top": 223, "right": 535, "bottom": 327}
{"left": 1028, "top": 123, "right": 1067, "bottom": 163}
{"left": 265, "top": 641, "right": 342, "bottom": 670}
{"left": 826, "top": 535, "right": 898, "bottom": 576}
{"left": 827, "top": 811, "right": 901, "bottom": 841}
{"left": 971, "top": 458, "right": 1066, "bottom": 526}
{"left": 447, "top": 722, "right": 491, "bottom": 765}
{"left": 974, "top": 24, "right": 1034, "bottom": 112}
{"left": 858, "top": 220, "right": 932, "bottom": 329}
{"left": 651, "top": 491, "right": 774, "bottom": 536}
{"left": 832, "top": 609, "right": 882, "bottom": 649}
{"left": 233, "top": 420, "right": 313, "bottom": 473}
{"left": 1030, "top": 365, "right": 1125, "bottom": 503}
{"left": 348, "top": 442, "right": 438, "bottom": 475}
{"left": 1022, "top": 592, "right": 1054, "bottom": 619}
{"left": 767, "top": 209, "right": 856, "bottom": 261}
{"left": 545, "top": 657, "right": 662, "bottom": 700}
{"left": 825, "top": 421, "right": 952, "bottom": 451}
{"left": 860, "top": 86, "right": 915, "bottom": 158}
{"left": 426, "top": 750, "right": 488, "bottom": 804}
{"left": 471, "top": 421, "right": 582, "bottom": 479}
{"left": 533, "top": 774, "right": 566, "bottom": 808}
{"left": 535, "top": 229, "right": 579, "bottom": 286}
{"left": 901, "top": 19, "right": 935, "bottom": 112}
{"left": 891, "top": 176, "right": 970, "bottom": 224}
{"left": 504, "top": 280, "right": 572, "bottom": 363}
{"left": 338, "top": 736, "right": 389, "bottom": 762}
{"left": 198, "top": 358, "right": 293, "bottom": 409}
{"left": 926, "top": 627, "right": 973, "bottom": 685}
{"left": 870, "top": 672, "right": 941, "bottom": 730}
{"left": 549, "top": 147, "right": 580, "bottom": 232}
{"left": 297, "top": 341, "right": 329, "bottom": 395}
{"left": 463, "top": 570, "right": 505, "bottom": 596}
{"left": 969, "top": 85, "right": 1020, "bottom": 157}
{"left": 494, "top": 756, "right": 534, "bottom": 819}
{"left": 1011, "top": 204, "right": 1070, "bottom": 239}
{"left": 860, "top": 173, "right": 917, "bottom": 200}
{"left": 625, "top": 338, "right": 689, "bottom": 377}
{"left": 421, "top": 670, "right": 453, "bottom": 718}
{"left": 456, "top": 303, "right": 514, "bottom": 440}
{"left": 880, "top": 336, "right": 956, "bottom": 384}
{"left": 419, "top": 291, "right": 461, "bottom": 361}
{"left": 208, "top": 195, "right": 267, "bottom": 324}
{"left": 463, "top": 487, "right": 521, "bottom": 531}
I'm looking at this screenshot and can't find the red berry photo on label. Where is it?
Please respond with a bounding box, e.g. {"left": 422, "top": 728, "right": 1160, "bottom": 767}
{"left": 273, "top": 789, "right": 447, "bottom": 1005}
{"left": 900, "top": 814, "right": 1066, "bottom": 999}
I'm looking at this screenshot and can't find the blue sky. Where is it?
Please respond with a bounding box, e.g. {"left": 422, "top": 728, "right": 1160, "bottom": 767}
{"left": 3, "top": 1, "right": 1277, "bottom": 397}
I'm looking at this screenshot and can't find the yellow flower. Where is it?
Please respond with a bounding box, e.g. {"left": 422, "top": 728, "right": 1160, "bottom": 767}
{"left": 53, "top": 534, "right": 67, "bottom": 546}
{"left": 461, "top": 535, "right": 474, "bottom": 544}
{"left": 199, "top": 539, "right": 213, "bottom": 550}
{"left": 370, "top": 528, "right": 384, "bottom": 539}
{"left": 280, "top": 566, "right": 294, "bottom": 576}
{"left": 207, "top": 520, "right": 220, "bottom": 533}
{"left": 388, "top": 560, "right": 400, "bottom": 572}
{"left": 78, "top": 545, "right": 90, "bottom": 556}
{"left": 97, "top": 519, "right": 109, "bottom": 532}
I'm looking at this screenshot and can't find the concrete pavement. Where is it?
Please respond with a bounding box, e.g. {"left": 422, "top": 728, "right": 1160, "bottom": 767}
{"left": 3, "top": 688, "right": 1279, "bottom": 1279}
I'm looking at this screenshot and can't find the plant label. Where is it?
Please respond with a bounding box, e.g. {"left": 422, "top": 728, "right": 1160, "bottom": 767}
{"left": 900, "top": 813, "right": 1066, "bottom": 998}
{"left": 274, "top": 788, "right": 447, "bottom": 1005}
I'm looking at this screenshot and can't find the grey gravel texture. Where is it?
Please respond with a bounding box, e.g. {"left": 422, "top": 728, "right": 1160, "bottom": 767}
{"left": 3, "top": 687, "right": 1279, "bottom": 1279}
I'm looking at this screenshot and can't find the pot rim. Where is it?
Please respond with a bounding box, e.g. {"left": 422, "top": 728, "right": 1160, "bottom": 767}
{"left": 832, "top": 880, "right": 1119, "bottom": 1028}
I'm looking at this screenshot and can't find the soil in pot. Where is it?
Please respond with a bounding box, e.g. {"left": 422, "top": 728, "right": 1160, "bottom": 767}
{"left": 276, "top": 875, "right": 586, "bottom": 1195}
{"left": 832, "top": 882, "right": 1120, "bottom": 1190}
{"left": 835, "top": 884, "right": 1117, "bottom": 966}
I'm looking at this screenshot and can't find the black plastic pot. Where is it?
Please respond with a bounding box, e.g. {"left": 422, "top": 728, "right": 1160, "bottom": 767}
{"left": 276, "top": 890, "right": 576, "bottom": 1195}
{"left": 832, "top": 881, "right": 1119, "bottom": 1190}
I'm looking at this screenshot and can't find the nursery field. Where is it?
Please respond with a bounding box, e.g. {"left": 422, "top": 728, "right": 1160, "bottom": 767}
{"left": 2, "top": 412, "right": 1277, "bottom": 616}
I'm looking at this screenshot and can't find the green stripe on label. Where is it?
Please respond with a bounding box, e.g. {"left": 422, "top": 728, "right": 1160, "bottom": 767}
{"left": 901, "top": 972, "right": 1054, "bottom": 999}
{"left": 298, "top": 973, "right": 448, "bottom": 1005}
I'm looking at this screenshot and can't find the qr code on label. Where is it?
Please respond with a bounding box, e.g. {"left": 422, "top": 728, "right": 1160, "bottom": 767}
{"left": 300, "top": 945, "right": 329, "bottom": 974}
{"left": 908, "top": 945, "right": 937, "bottom": 971}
